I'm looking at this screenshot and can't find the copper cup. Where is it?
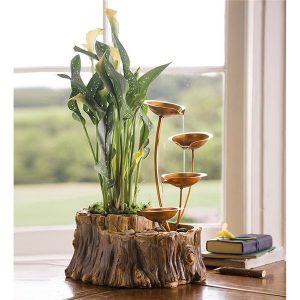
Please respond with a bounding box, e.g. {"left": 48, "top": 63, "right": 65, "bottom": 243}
{"left": 144, "top": 100, "right": 185, "bottom": 118}
{"left": 138, "top": 207, "right": 181, "bottom": 223}
{"left": 169, "top": 132, "right": 213, "bottom": 150}
{"left": 161, "top": 172, "right": 207, "bottom": 189}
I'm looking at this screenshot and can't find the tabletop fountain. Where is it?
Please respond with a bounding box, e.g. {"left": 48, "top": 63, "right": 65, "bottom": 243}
{"left": 63, "top": 7, "right": 212, "bottom": 289}
{"left": 140, "top": 100, "right": 213, "bottom": 230}
{"left": 65, "top": 98, "right": 212, "bottom": 288}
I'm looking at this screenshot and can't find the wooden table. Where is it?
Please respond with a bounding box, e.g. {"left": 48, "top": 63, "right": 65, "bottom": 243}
{"left": 14, "top": 258, "right": 286, "bottom": 299}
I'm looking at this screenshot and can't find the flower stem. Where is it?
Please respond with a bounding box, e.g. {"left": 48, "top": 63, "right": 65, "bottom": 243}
{"left": 133, "top": 159, "right": 141, "bottom": 205}
{"left": 81, "top": 121, "right": 96, "bottom": 162}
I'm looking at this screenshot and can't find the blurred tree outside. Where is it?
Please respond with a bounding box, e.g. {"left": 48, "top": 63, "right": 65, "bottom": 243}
{"left": 14, "top": 73, "right": 223, "bottom": 225}
{"left": 14, "top": 73, "right": 222, "bottom": 184}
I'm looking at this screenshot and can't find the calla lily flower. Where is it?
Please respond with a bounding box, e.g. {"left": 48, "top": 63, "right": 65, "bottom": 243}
{"left": 68, "top": 93, "right": 88, "bottom": 106}
{"left": 133, "top": 148, "right": 144, "bottom": 163}
{"left": 105, "top": 8, "right": 119, "bottom": 37}
{"left": 109, "top": 46, "right": 121, "bottom": 69}
{"left": 83, "top": 28, "right": 104, "bottom": 53}
{"left": 215, "top": 223, "right": 235, "bottom": 239}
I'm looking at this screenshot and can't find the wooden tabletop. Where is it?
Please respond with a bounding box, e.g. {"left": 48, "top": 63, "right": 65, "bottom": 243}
{"left": 14, "top": 258, "right": 286, "bottom": 300}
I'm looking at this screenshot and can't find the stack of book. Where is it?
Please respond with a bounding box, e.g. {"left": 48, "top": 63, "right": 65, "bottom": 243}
{"left": 203, "top": 234, "right": 285, "bottom": 269}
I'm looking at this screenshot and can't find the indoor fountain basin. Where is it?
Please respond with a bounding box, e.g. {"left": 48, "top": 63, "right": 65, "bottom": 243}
{"left": 137, "top": 207, "right": 181, "bottom": 223}
{"left": 161, "top": 172, "right": 207, "bottom": 188}
{"left": 144, "top": 100, "right": 185, "bottom": 117}
{"left": 169, "top": 132, "right": 213, "bottom": 150}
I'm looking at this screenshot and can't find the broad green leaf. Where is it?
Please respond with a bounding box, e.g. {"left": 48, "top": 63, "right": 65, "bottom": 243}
{"left": 70, "top": 78, "right": 87, "bottom": 95}
{"left": 133, "top": 67, "right": 140, "bottom": 79}
{"left": 86, "top": 73, "right": 105, "bottom": 118}
{"left": 101, "top": 54, "right": 130, "bottom": 119}
{"left": 128, "top": 93, "right": 146, "bottom": 110}
{"left": 143, "top": 146, "right": 150, "bottom": 159}
{"left": 67, "top": 74, "right": 103, "bottom": 118}
{"left": 105, "top": 8, "right": 119, "bottom": 38}
{"left": 96, "top": 54, "right": 116, "bottom": 99}
{"left": 110, "top": 148, "right": 116, "bottom": 160}
{"left": 98, "top": 103, "right": 114, "bottom": 178}
{"left": 87, "top": 73, "right": 103, "bottom": 99}
{"left": 120, "top": 102, "right": 133, "bottom": 119}
{"left": 95, "top": 41, "right": 110, "bottom": 59}
{"left": 138, "top": 62, "right": 171, "bottom": 94}
{"left": 139, "top": 107, "right": 153, "bottom": 131}
{"left": 106, "top": 178, "right": 115, "bottom": 189}
{"left": 112, "top": 34, "right": 138, "bottom": 101}
{"left": 85, "top": 28, "right": 103, "bottom": 52}
{"left": 57, "top": 73, "right": 71, "bottom": 80}
{"left": 103, "top": 55, "right": 129, "bottom": 103}
{"left": 98, "top": 103, "right": 114, "bottom": 151}
{"left": 139, "top": 106, "right": 152, "bottom": 149}
{"left": 59, "top": 61, "right": 87, "bottom": 97}
{"left": 70, "top": 55, "right": 81, "bottom": 78}
{"left": 112, "top": 33, "right": 130, "bottom": 74}
{"left": 73, "top": 45, "right": 98, "bottom": 60}
{"left": 97, "top": 88, "right": 108, "bottom": 110}
{"left": 70, "top": 55, "right": 87, "bottom": 97}
{"left": 139, "top": 122, "right": 149, "bottom": 149}
{"left": 94, "top": 161, "right": 109, "bottom": 178}
{"left": 83, "top": 104, "right": 97, "bottom": 125}
{"left": 68, "top": 93, "right": 100, "bottom": 120}
{"left": 72, "top": 112, "right": 86, "bottom": 124}
{"left": 68, "top": 100, "right": 77, "bottom": 111}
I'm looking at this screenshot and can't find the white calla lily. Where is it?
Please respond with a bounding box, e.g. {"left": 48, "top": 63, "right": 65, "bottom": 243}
{"left": 85, "top": 28, "right": 104, "bottom": 53}
{"left": 104, "top": 8, "right": 119, "bottom": 37}
{"left": 68, "top": 93, "right": 88, "bottom": 106}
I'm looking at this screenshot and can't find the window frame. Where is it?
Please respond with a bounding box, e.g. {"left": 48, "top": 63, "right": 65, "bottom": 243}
{"left": 15, "top": 0, "right": 286, "bottom": 256}
{"left": 14, "top": 0, "right": 229, "bottom": 255}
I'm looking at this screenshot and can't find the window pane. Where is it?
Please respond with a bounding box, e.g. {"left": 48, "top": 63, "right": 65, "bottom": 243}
{"left": 14, "top": 0, "right": 103, "bottom": 67}
{"left": 14, "top": 72, "right": 223, "bottom": 226}
{"left": 14, "top": 0, "right": 224, "bottom": 226}
{"left": 108, "top": 0, "right": 225, "bottom": 67}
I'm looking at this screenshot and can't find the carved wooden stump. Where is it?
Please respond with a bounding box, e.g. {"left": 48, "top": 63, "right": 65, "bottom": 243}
{"left": 65, "top": 212, "right": 207, "bottom": 288}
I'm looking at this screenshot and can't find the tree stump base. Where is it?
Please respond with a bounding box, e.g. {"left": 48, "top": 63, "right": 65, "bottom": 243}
{"left": 65, "top": 211, "right": 207, "bottom": 288}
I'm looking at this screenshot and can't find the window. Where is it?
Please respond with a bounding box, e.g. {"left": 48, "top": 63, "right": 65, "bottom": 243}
{"left": 14, "top": 0, "right": 286, "bottom": 256}
{"left": 14, "top": 0, "right": 226, "bottom": 228}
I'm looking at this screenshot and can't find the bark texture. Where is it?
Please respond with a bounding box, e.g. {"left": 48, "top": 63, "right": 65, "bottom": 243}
{"left": 65, "top": 211, "right": 207, "bottom": 288}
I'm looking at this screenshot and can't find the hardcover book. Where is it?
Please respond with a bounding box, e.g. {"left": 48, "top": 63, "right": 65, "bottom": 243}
{"left": 203, "top": 247, "right": 285, "bottom": 269}
{"left": 202, "top": 246, "right": 275, "bottom": 259}
{"left": 206, "top": 234, "right": 273, "bottom": 254}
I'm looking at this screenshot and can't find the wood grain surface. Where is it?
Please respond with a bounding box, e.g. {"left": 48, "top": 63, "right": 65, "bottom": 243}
{"left": 65, "top": 213, "right": 206, "bottom": 288}
{"left": 14, "top": 259, "right": 286, "bottom": 299}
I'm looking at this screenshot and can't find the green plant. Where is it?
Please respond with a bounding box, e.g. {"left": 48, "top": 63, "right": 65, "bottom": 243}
{"left": 58, "top": 8, "right": 170, "bottom": 213}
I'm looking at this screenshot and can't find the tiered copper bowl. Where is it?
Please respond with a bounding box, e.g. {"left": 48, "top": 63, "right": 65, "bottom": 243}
{"left": 138, "top": 207, "right": 181, "bottom": 223}
{"left": 169, "top": 132, "right": 213, "bottom": 150}
{"left": 144, "top": 100, "right": 185, "bottom": 211}
{"left": 144, "top": 100, "right": 185, "bottom": 117}
{"left": 143, "top": 100, "right": 212, "bottom": 231}
{"left": 161, "top": 172, "right": 207, "bottom": 189}
{"left": 167, "top": 133, "right": 212, "bottom": 226}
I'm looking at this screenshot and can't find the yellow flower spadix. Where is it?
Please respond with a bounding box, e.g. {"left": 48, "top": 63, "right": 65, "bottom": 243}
{"left": 215, "top": 223, "right": 235, "bottom": 239}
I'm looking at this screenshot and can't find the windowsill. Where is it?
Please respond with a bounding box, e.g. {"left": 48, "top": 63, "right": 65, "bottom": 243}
{"left": 14, "top": 223, "right": 222, "bottom": 256}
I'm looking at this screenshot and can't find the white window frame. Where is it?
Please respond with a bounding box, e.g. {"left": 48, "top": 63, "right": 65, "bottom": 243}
{"left": 14, "top": 0, "right": 286, "bottom": 257}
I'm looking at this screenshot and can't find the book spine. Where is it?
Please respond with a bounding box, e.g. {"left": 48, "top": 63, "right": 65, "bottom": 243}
{"left": 203, "top": 258, "right": 245, "bottom": 268}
